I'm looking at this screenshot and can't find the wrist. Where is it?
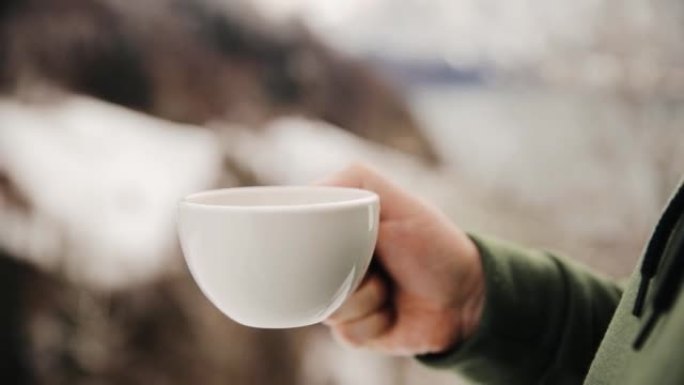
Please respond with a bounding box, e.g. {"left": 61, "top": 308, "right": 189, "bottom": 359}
{"left": 454, "top": 233, "right": 486, "bottom": 342}
{"left": 428, "top": 236, "right": 485, "bottom": 354}
{"left": 459, "top": 258, "right": 485, "bottom": 341}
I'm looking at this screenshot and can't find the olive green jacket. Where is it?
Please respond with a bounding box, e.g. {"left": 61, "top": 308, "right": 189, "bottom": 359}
{"left": 421, "top": 183, "right": 684, "bottom": 384}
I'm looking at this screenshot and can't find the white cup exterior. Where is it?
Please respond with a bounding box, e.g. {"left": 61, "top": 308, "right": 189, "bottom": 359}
{"left": 177, "top": 186, "right": 379, "bottom": 328}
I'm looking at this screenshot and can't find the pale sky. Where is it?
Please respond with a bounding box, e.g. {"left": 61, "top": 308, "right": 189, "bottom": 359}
{"left": 246, "top": 0, "right": 604, "bottom": 67}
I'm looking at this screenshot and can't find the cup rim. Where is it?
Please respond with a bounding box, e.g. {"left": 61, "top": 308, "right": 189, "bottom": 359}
{"left": 179, "top": 185, "right": 379, "bottom": 212}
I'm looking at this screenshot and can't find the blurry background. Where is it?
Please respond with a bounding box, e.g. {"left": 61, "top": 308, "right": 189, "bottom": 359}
{"left": 1, "top": 0, "right": 682, "bottom": 384}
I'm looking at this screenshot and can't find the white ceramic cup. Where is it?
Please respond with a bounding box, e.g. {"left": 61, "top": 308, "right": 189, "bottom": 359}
{"left": 177, "top": 186, "right": 379, "bottom": 328}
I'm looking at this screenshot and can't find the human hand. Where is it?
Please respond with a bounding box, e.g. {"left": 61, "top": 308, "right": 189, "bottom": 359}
{"left": 319, "top": 164, "right": 485, "bottom": 356}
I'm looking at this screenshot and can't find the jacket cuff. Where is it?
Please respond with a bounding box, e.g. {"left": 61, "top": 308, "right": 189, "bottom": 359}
{"left": 417, "top": 234, "right": 567, "bottom": 378}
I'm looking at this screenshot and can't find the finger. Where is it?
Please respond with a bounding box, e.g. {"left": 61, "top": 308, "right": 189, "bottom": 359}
{"left": 331, "top": 307, "right": 394, "bottom": 347}
{"left": 314, "top": 163, "right": 421, "bottom": 220}
{"left": 325, "top": 273, "right": 388, "bottom": 325}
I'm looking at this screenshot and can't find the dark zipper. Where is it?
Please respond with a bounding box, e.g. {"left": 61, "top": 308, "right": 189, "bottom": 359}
{"left": 632, "top": 183, "right": 684, "bottom": 350}
{"left": 633, "top": 183, "right": 684, "bottom": 317}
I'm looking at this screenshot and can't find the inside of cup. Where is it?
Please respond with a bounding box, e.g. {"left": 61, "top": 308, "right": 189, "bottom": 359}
{"left": 184, "top": 186, "right": 376, "bottom": 207}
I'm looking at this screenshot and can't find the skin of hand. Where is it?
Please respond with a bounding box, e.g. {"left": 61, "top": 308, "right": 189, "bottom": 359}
{"left": 319, "top": 164, "right": 485, "bottom": 356}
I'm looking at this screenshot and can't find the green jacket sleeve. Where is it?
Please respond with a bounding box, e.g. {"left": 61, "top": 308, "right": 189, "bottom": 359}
{"left": 419, "top": 234, "right": 623, "bottom": 385}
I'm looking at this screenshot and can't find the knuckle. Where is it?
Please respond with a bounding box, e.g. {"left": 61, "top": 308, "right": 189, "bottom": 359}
{"left": 348, "top": 162, "right": 375, "bottom": 178}
{"left": 348, "top": 161, "right": 368, "bottom": 173}
{"left": 331, "top": 299, "right": 361, "bottom": 321}
{"left": 335, "top": 327, "right": 364, "bottom": 347}
{"left": 325, "top": 309, "right": 348, "bottom": 325}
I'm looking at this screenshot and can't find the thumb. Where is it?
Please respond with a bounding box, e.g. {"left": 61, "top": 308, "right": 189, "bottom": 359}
{"left": 314, "top": 163, "right": 423, "bottom": 221}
